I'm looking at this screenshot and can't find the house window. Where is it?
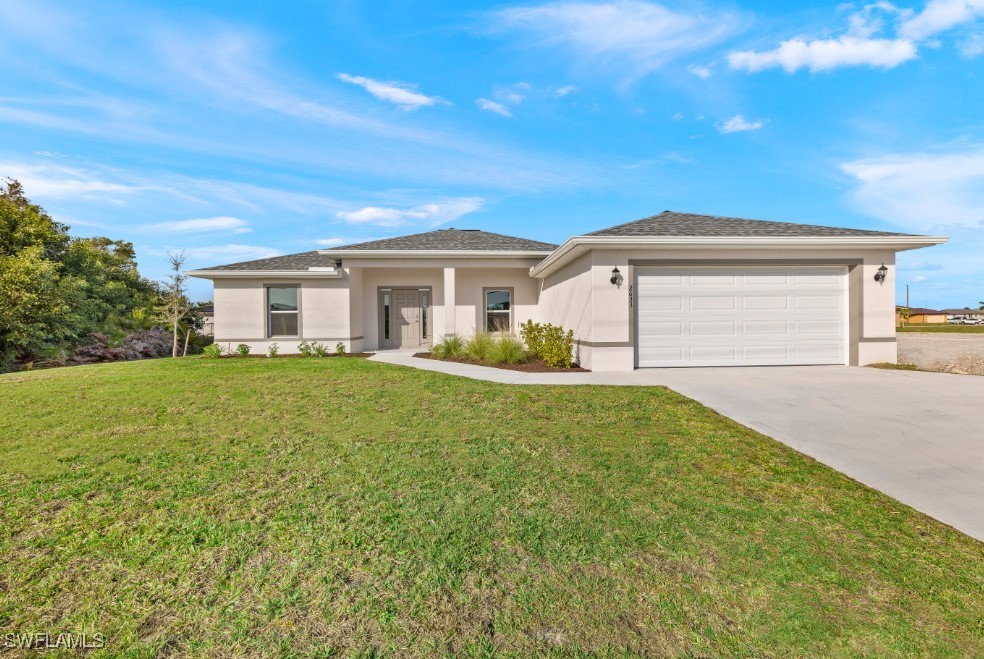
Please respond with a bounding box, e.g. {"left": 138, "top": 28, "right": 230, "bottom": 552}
{"left": 485, "top": 289, "right": 511, "bottom": 333}
{"left": 268, "top": 287, "right": 299, "bottom": 337}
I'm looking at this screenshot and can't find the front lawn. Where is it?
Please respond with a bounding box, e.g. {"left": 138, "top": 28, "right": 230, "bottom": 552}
{"left": 1, "top": 358, "right": 981, "bottom": 655}
{"left": 898, "top": 323, "right": 984, "bottom": 333}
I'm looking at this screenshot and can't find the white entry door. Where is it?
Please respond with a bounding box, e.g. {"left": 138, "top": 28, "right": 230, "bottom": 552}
{"left": 635, "top": 266, "right": 848, "bottom": 367}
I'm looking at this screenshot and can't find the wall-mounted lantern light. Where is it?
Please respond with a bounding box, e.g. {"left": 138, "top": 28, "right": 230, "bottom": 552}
{"left": 610, "top": 266, "right": 623, "bottom": 288}
{"left": 874, "top": 264, "right": 888, "bottom": 285}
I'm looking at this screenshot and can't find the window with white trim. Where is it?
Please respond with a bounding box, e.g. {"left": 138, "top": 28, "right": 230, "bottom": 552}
{"left": 485, "top": 289, "right": 511, "bottom": 333}
{"left": 268, "top": 287, "right": 299, "bottom": 337}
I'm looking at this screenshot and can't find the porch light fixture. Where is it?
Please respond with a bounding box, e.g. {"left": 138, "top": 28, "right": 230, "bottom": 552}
{"left": 874, "top": 264, "right": 888, "bottom": 284}
{"left": 610, "top": 266, "right": 623, "bottom": 288}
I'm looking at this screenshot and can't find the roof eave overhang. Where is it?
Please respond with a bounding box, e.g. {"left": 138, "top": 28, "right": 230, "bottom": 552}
{"left": 529, "top": 235, "right": 949, "bottom": 279}
{"left": 317, "top": 249, "right": 554, "bottom": 259}
{"left": 186, "top": 268, "right": 343, "bottom": 279}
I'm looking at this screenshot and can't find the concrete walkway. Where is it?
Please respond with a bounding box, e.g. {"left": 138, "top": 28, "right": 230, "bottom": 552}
{"left": 369, "top": 350, "right": 984, "bottom": 541}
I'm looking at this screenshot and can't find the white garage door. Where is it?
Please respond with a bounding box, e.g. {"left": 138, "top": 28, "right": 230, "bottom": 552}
{"left": 635, "top": 266, "right": 848, "bottom": 367}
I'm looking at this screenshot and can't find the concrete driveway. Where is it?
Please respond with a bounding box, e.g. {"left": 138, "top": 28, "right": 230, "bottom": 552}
{"left": 633, "top": 366, "right": 984, "bottom": 541}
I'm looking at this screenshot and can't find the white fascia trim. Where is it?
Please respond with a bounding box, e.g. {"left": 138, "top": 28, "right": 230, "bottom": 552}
{"left": 186, "top": 269, "right": 342, "bottom": 279}
{"left": 317, "top": 249, "right": 553, "bottom": 259}
{"left": 529, "top": 235, "right": 949, "bottom": 278}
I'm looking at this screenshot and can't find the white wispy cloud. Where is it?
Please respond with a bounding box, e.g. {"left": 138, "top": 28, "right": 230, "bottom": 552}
{"left": 716, "top": 115, "right": 763, "bottom": 133}
{"left": 551, "top": 84, "right": 578, "bottom": 96}
{"left": 0, "top": 161, "right": 163, "bottom": 199}
{"left": 491, "top": 1, "right": 746, "bottom": 82}
{"left": 840, "top": 147, "right": 984, "bottom": 229}
{"left": 314, "top": 237, "right": 380, "bottom": 247}
{"left": 336, "top": 197, "right": 485, "bottom": 227}
{"left": 476, "top": 98, "right": 513, "bottom": 117}
{"left": 145, "top": 216, "right": 251, "bottom": 234}
{"left": 686, "top": 64, "right": 712, "bottom": 78}
{"left": 493, "top": 82, "right": 531, "bottom": 104}
{"left": 729, "top": 36, "right": 917, "bottom": 73}
{"left": 899, "top": 0, "right": 984, "bottom": 41}
{"left": 336, "top": 73, "right": 447, "bottom": 110}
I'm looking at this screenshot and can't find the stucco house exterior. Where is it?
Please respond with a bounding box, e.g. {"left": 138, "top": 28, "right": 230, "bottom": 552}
{"left": 187, "top": 211, "right": 946, "bottom": 371}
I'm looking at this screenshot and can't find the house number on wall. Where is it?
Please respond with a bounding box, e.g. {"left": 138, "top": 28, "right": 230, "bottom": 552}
{"left": 628, "top": 284, "right": 633, "bottom": 308}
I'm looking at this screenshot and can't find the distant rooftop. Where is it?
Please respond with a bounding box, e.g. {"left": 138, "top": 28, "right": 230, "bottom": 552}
{"left": 588, "top": 211, "right": 915, "bottom": 238}
{"left": 327, "top": 228, "right": 558, "bottom": 252}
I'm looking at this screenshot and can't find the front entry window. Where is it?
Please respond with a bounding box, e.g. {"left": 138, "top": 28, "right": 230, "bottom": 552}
{"left": 485, "top": 289, "right": 511, "bottom": 333}
{"left": 268, "top": 287, "right": 299, "bottom": 337}
{"left": 383, "top": 292, "right": 391, "bottom": 341}
{"left": 421, "top": 291, "right": 429, "bottom": 339}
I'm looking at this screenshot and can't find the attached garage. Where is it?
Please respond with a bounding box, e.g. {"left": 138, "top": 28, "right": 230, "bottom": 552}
{"left": 635, "top": 266, "right": 848, "bottom": 367}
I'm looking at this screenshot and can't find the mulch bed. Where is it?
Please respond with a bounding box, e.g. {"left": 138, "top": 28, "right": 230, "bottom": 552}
{"left": 413, "top": 352, "right": 587, "bottom": 373}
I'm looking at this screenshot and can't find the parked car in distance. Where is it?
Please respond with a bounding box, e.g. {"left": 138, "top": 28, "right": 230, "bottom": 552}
{"left": 958, "top": 318, "right": 982, "bottom": 325}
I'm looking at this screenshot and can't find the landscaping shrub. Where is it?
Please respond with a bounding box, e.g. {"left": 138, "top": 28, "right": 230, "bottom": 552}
{"left": 335, "top": 342, "right": 346, "bottom": 355}
{"left": 202, "top": 343, "right": 223, "bottom": 359}
{"left": 521, "top": 321, "right": 575, "bottom": 368}
{"left": 297, "top": 341, "right": 312, "bottom": 357}
{"left": 519, "top": 319, "right": 545, "bottom": 357}
{"left": 465, "top": 332, "right": 496, "bottom": 362}
{"left": 236, "top": 343, "right": 251, "bottom": 357}
{"left": 267, "top": 343, "right": 279, "bottom": 358}
{"left": 488, "top": 334, "right": 527, "bottom": 364}
{"left": 432, "top": 333, "right": 465, "bottom": 359}
{"left": 311, "top": 341, "right": 329, "bottom": 357}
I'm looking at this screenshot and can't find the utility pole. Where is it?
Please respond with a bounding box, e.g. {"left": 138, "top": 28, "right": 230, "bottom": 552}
{"left": 906, "top": 284, "right": 910, "bottom": 308}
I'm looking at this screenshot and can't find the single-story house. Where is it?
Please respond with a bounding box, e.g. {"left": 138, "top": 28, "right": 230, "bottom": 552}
{"left": 194, "top": 303, "right": 215, "bottom": 336}
{"left": 187, "top": 211, "right": 946, "bottom": 371}
{"left": 896, "top": 307, "right": 948, "bottom": 325}
{"left": 942, "top": 308, "right": 984, "bottom": 321}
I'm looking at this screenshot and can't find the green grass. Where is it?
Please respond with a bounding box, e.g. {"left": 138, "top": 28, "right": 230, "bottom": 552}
{"left": 898, "top": 323, "right": 984, "bottom": 333}
{"left": 1, "top": 358, "right": 982, "bottom": 656}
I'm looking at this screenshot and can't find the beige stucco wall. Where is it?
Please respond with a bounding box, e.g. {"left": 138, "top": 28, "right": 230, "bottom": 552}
{"left": 212, "top": 276, "right": 357, "bottom": 355}
{"left": 537, "top": 252, "right": 594, "bottom": 367}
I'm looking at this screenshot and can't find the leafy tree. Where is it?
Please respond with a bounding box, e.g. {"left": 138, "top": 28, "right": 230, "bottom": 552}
{"left": 0, "top": 179, "right": 158, "bottom": 371}
{"left": 897, "top": 307, "right": 911, "bottom": 328}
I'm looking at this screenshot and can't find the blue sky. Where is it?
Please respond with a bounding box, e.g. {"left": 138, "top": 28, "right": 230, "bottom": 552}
{"left": 1, "top": 0, "right": 982, "bottom": 306}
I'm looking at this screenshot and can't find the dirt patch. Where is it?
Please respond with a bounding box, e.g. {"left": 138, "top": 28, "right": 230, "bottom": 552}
{"left": 413, "top": 352, "right": 587, "bottom": 373}
{"left": 897, "top": 333, "right": 984, "bottom": 375}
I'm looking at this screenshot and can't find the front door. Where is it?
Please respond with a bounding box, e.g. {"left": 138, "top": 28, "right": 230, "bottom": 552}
{"left": 394, "top": 290, "right": 420, "bottom": 348}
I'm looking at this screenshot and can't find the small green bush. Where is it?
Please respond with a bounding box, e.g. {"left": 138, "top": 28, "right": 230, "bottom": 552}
{"left": 311, "top": 341, "right": 329, "bottom": 357}
{"left": 521, "top": 321, "right": 575, "bottom": 368}
{"left": 202, "top": 344, "right": 223, "bottom": 359}
{"left": 297, "top": 341, "right": 312, "bottom": 357}
{"left": 488, "top": 334, "right": 527, "bottom": 364}
{"left": 520, "top": 320, "right": 546, "bottom": 357}
{"left": 267, "top": 343, "right": 279, "bottom": 358}
{"left": 465, "top": 332, "right": 496, "bottom": 362}
{"left": 236, "top": 343, "right": 251, "bottom": 357}
{"left": 432, "top": 333, "right": 465, "bottom": 359}
{"left": 335, "top": 342, "right": 346, "bottom": 355}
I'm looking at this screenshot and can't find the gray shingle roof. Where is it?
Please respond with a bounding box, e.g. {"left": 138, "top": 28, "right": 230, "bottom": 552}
{"left": 330, "top": 228, "right": 558, "bottom": 252}
{"left": 193, "top": 251, "right": 340, "bottom": 272}
{"left": 587, "top": 211, "right": 913, "bottom": 238}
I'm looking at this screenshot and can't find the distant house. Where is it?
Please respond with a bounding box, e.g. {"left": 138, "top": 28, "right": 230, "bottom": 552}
{"left": 897, "top": 307, "right": 947, "bottom": 325}
{"left": 941, "top": 308, "right": 984, "bottom": 321}
{"left": 195, "top": 304, "right": 214, "bottom": 336}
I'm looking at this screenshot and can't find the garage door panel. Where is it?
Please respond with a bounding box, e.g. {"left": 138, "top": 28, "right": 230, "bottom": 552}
{"left": 743, "top": 295, "right": 789, "bottom": 310}
{"left": 690, "top": 321, "right": 736, "bottom": 336}
{"left": 635, "top": 266, "right": 847, "bottom": 367}
{"left": 690, "top": 296, "right": 737, "bottom": 311}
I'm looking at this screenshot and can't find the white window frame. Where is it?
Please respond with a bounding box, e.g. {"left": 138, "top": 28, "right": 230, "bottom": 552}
{"left": 267, "top": 285, "right": 301, "bottom": 338}
{"left": 483, "top": 288, "right": 513, "bottom": 334}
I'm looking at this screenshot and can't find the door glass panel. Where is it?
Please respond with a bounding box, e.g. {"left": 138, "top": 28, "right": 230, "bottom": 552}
{"left": 383, "top": 293, "right": 390, "bottom": 341}
{"left": 422, "top": 292, "right": 429, "bottom": 339}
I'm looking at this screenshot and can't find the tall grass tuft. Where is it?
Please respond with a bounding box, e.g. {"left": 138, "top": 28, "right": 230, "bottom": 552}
{"left": 465, "top": 332, "right": 496, "bottom": 362}
{"left": 488, "top": 334, "right": 527, "bottom": 364}
{"left": 432, "top": 333, "right": 465, "bottom": 359}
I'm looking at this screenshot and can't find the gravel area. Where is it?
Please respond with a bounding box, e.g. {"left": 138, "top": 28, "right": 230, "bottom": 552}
{"left": 897, "top": 333, "right": 984, "bottom": 375}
